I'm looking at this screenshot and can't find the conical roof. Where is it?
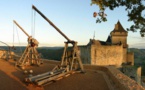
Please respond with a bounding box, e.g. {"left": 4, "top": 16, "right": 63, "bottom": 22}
{"left": 112, "top": 21, "right": 127, "bottom": 32}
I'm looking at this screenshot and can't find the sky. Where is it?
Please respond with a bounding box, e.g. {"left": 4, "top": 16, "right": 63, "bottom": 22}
{"left": 0, "top": 0, "right": 144, "bottom": 48}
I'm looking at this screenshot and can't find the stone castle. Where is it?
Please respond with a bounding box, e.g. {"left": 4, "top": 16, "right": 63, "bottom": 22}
{"left": 79, "top": 21, "right": 143, "bottom": 84}
{"left": 80, "top": 21, "right": 134, "bottom": 66}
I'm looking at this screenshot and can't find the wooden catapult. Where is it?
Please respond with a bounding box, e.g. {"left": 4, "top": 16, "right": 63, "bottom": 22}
{"left": 14, "top": 20, "right": 43, "bottom": 68}
{"left": 25, "top": 5, "right": 84, "bottom": 86}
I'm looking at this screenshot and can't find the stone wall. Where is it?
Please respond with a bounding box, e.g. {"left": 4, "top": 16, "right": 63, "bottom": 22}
{"left": 79, "top": 39, "right": 134, "bottom": 66}
{"left": 127, "top": 52, "right": 134, "bottom": 65}
{"left": 121, "top": 66, "right": 141, "bottom": 85}
{"left": 91, "top": 44, "right": 123, "bottom": 66}
{"left": 122, "top": 48, "right": 127, "bottom": 63}
{"left": 111, "top": 36, "right": 127, "bottom": 45}
{"left": 84, "top": 65, "right": 145, "bottom": 90}
{"left": 137, "top": 67, "right": 142, "bottom": 84}
{"left": 111, "top": 32, "right": 128, "bottom": 36}
{"left": 79, "top": 46, "right": 91, "bottom": 64}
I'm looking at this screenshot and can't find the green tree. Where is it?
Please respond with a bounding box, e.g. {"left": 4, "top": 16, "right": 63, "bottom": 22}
{"left": 91, "top": 0, "right": 145, "bottom": 37}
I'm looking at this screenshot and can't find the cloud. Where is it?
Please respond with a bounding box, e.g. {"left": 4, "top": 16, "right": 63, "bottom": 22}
{"left": 129, "top": 42, "right": 145, "bottom": 49}
{"left": 129, "top": 36, "right": 145, "bottom": 40}
{"left": 128, "top": 35, "right": 145, "bottom": 48}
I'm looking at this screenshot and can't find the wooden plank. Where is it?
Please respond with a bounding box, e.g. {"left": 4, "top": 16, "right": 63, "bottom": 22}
{"left": 34, "top": 69, "right": 65, "bottom": 82}
{"left": 36, "top": 71, "right": 73, "bottom": 86}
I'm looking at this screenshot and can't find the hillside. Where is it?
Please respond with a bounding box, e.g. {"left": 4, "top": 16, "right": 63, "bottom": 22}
{"left": 1, "top": 46, "right": 145, "bottom": 75}
{"left": 0, "top": 46, "right": 64, "bottom": 61}
{"left": 129, "top": 48, "right": 145, "bottom": 65}
{"left": 37, "top": 47, "right": 63, "bottom": 60}
{"left": 129, "top": 48, "right": 145, "bottom": 75}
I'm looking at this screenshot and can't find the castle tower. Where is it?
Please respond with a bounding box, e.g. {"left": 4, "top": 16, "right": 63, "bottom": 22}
{"left": 111, "top": 21, "right": 129, "bottom": 63}
{"left": 110, "top": 21, "right": 128, "bottom": 48}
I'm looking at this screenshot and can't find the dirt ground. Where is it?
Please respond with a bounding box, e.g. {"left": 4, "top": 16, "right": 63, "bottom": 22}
{"left": 0, "top": 59, "right": 113, "bottom": 90}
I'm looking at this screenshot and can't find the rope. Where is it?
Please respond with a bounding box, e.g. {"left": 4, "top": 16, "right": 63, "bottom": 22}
{"left": 33, "top": 11, "right": 36, "bottom": 37}
{"left": 31, "top": 9, "right": 34, "bottom": 37}
{"left": 13, "top": 22, "right": 15, "bottom": 46}
{"left": 31, "top": 9, "right": 36, "bottom": 38}
{"left": 15, "top": 26, "right": 22, "bottom": 54}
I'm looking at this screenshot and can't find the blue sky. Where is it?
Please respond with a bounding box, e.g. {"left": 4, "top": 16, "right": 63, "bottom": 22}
{"left": 0, "top": 0, "right": 144, "bottom": 48}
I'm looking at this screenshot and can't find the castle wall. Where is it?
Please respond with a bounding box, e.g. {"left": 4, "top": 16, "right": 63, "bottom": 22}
{"left": 121, "top": 66, "right": 141, "bottom": 85}
{"left": 79, "top": 44, "right": 133, "bottom": 66}
{"left": 122, "top": 48, "right": 127, "bottom": 63}
{"left": 91, "top": 44, "right": 123, "bottom": 66}
{"left": 79, "top": 46, "right": 91, "bottom": 64}
{"left": 111, "top": 32, "right": 127, "bottom": 36}
{"left": 112, "top": 36, "right": 127, "bottom": 45}
{"left": 137, "top": 67, "right": 142, "bottom": 85}
{"left": 127, "top": 52, "right": 134, "bottom": 65}
{"left": 84, "top": 65, "right": 144, "bottom": 90}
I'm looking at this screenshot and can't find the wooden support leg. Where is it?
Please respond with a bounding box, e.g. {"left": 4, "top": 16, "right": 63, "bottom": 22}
{"left": 61, "top": 42, "right": 68, "bottom": 66}
{"left": 15, "top": 45, "right": 42, "bottom": 68}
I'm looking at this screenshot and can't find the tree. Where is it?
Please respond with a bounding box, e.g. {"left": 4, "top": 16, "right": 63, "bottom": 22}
{"left": 91, "top": 0, "right": 145, "bottom": 37}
